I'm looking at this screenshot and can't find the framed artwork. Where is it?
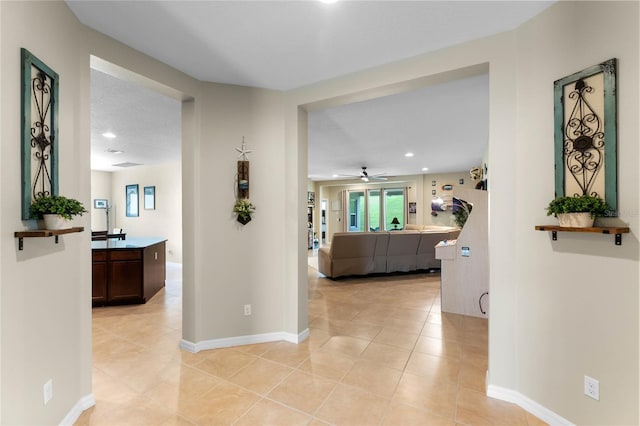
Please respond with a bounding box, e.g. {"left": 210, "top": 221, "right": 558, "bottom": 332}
{"left": 126, "top": 184, "right": 139, "bottom": 217}
{"left": 21, "top": 49, "right": 59, "bottom": 219}
{"left": 431, "top": 180, "right": 436, "bottom": 186}
{"left": 442, "top": 184, "right": 453, "bottom": 191}
{"left": 432, "top": 190, "right": 436, "bottom": 196}
{"left": 144, "top": 186, "right": 155, "bottom": 210}
{"left": 307, "top": 191, "right": 315, "bottom": 206}
{"left": 94, "top": 199, "right": 107, "bottom": 209}
{"left": 554, "top": 58, "right": 617, "bottom": 216}
{"left": 459, "top": 179, "right": 464, "bottom": 185}
{"left": 408, "top": 202, "right": 417, "bottom": 214}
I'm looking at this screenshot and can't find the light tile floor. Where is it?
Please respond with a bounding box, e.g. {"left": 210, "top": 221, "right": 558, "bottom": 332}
{"left": 77, "top": 262, "right": 546, "bottom": 425}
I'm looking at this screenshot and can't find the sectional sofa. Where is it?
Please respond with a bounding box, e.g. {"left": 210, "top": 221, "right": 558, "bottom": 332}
{"left": 317, "top": 226, "right": 460, "bottom": 278}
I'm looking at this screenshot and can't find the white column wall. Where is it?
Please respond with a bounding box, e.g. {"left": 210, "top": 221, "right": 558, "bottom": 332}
{"left": 510, "top": 2, "right": 639, "bottom": 423}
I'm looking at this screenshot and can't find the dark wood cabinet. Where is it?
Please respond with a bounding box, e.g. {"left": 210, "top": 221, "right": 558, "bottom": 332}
{"left": 91, "top": 238, "right": 166, "bottom": 306}
{"left": 91, "top": 251, "right": 108, "bottom": 304}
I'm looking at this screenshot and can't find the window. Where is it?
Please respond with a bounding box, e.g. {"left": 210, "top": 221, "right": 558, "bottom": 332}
{"left": 384, "top": 188, "right": 405, "bottom": 230}
{"left": 348, "top": 191, "right": 365, "bottom": 232}
{"left": 345, "top": 187, "right": 406, "bottom": 232}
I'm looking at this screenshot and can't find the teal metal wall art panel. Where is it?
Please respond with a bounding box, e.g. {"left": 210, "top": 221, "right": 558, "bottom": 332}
{"left": 21, "top": 48, "right": 59, "bottom": 220}
{"left": 553, "top": 58, "right": 617, "bottom": 216}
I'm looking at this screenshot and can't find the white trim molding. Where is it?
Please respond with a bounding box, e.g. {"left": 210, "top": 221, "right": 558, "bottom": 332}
{"left": 487, "top": 385, "right": 574, "bottom": 426}
{"left": 59, "top": 393, "right": 95, "bottom": 426}
{"left": 180, "top": 328, "right": 310, "bottom": 353}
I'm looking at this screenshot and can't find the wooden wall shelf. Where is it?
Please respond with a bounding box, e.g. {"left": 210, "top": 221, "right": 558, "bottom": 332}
{"left": 15, "top": 227, "right": 84, "bottom": 250}
{"left": 535, "top": 225, "right": 630, "bottom": 245}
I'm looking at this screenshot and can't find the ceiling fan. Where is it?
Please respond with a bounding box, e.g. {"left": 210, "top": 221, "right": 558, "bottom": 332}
{"left": 340, "top": 166, "right": 388, "bottom": 182}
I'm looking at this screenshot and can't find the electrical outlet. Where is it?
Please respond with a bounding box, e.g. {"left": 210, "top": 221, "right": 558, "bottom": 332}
{"left": 244, "top": 304, "right": 251, "bottom": 316}
{"left": 43, "top": 379, "right": 53, "bottom": 405}
{"left": 584, "top": 375, "right": 599, "bottom": 400}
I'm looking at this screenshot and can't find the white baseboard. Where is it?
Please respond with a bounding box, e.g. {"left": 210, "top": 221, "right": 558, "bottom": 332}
{"left": 180, "top": 328, "right": 310, "bottom": 353}
{"left": 59, "top": 393, "right": 95, "bottom": 426}
{"left": 487, "top": 385, "right": 574, "bottom": 426}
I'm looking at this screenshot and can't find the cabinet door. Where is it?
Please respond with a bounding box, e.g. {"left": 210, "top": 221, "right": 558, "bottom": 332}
{"left": 108, "top": 260, "right": 142, "bottom": 302}
{"left": 92, "top": 262, "right": 107, "bottom": 303}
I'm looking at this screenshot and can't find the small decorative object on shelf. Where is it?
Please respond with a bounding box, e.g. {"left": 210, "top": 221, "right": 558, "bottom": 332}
{"left": 234, "top": 198, "right": 255, "bottom": 225}
{"left": 30, "top": 195, "right": 87, "bottom": 230}
{"left": 545, "top": 195, "right": 610, "bottom": 228}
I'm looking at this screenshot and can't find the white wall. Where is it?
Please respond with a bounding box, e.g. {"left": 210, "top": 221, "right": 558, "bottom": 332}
{"left": 192, "top": 83, "right": 287, "bottom": 342}
{"left": 421, "top": 171, "right": 478, "bottom": 227}
{"left": 508, "top": 2, "right": 638, "bottom": 423}
{"left": 1, "top": 2, "right": 92, "bottom": 424}
{"left": 108, "top": 162, "right": 183, "bottom": 263}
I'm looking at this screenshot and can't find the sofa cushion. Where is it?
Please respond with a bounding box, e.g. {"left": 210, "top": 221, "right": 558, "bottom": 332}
{"left": 386, "top": 231, "right": 421, "bottom": 272}
{"left": 372, "top": 232, "right": 390, "bottom": 273}
{"left": 416, "top": 232, "right": 447, "bottom": 270}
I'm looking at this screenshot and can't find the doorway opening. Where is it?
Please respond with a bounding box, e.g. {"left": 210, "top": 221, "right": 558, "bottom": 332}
{"left": 89, "top": 55, "right": 185, "bottom": 342}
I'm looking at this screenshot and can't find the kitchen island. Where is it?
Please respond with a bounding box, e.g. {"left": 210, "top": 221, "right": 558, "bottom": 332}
{"left": 91, "top": 237, "right": 167, "bottom": 306}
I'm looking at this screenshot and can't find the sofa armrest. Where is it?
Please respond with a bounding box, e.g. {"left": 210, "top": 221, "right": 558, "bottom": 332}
{"left": 317, "top": 247, "right": 332, "bottom": 277}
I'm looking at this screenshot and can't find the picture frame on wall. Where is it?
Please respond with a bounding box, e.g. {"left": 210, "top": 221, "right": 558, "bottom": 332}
{"left": 144, "top": 186, "right": 155, "bottom": 210}
{"left": 126, "top": 184, "right": 139, "bottom": 217}
{"left": 21, "top": 49, "right": 59, "bottom": 220}
{"left": 408, "top": 202, "right": 417, "bottom": 214}
{"left": 94, "top": 199, "right": 107, "bottom": 209}
{"left": 554, "top": 58, "right": 618, "bottom": 216}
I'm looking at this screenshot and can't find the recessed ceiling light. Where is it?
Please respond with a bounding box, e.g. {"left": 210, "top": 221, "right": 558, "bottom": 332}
{"left": 319, "top": 0, "right": 339, "bottom": 4}
{"left": 422, "top": 167, "right": 429, "bottom": 171}
{"left": 105, "top": 148, "right": 124, "bottom": 154}
{"left": 405, "top": 152, "right": 414, "bottom": 157}
{"left": 102, "top": 132, "right": 117, "bottom": 139}
{"left": 332, "top": 174, "right": 339, "bottom": 178}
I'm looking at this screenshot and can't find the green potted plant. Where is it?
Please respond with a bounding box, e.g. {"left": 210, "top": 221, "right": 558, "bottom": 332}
{"left": 30, "top": 195, "right": 88, "bottom": 230}
{"left": 546, "top": 195, "right": 610, "bottom": 228}
{"left": 452, "top": 198, "right": 473, "bottom": 228}
{"left": 233, "top": 198, "right": 255, "bottom": 225}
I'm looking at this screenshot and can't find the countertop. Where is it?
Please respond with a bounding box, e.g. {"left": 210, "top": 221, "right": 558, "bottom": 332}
{"left": 91, "top": 237, "right": 167, "bottom": 250}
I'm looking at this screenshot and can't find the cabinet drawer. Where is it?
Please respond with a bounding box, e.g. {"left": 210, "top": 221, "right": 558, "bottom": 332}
{"left": 109, "top": 250, "right": 142, "bottom": 261}
{"left": 92, "top": 250, "right": 107, "bottom": 262}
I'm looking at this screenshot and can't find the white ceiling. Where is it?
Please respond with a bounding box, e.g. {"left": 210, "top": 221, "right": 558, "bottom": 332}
{"left": 90, "top": 69, "right": 181, "bottom": 172}
{"left": 75, "top": 1, "right": 553, "bottom": 176}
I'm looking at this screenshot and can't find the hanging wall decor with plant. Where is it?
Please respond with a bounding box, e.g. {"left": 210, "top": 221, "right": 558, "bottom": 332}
{"left": 234, "top": 137, "right": 255, "bottom": 225}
